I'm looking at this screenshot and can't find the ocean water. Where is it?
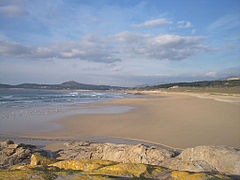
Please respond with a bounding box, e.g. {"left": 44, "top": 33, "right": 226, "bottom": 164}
{"left": 0, "top": 89, "right": 134, "bottom": 133}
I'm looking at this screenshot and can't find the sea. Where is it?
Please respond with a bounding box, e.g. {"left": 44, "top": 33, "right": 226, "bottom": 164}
{"left": 0, "top": 89, "right": 134, "bottom": 133}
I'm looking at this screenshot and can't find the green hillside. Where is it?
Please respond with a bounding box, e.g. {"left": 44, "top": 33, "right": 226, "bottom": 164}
{"left": 137, "top": 79, "right": 240, "bottom": 94}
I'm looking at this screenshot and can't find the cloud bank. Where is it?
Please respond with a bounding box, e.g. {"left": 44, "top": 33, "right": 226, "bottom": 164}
{"left": 0, "top": 35, "right": 120, "bottom": 63}
{"left": 0, "top": 31, "right": 211, "bottom": 62}
{"left": 113, "top": 31, "right": 209, "bottom": 61}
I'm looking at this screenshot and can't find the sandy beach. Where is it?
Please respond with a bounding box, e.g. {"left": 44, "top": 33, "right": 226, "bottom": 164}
{"left": 17, "top": 92, "right": 239, "bottom": 149}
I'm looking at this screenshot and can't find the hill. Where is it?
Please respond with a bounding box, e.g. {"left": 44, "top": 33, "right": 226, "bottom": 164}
{"left": 0, "top": 81, "right": 125, "bottom": 90}
{"left": 141, "top": 79, "right": 240, "bottom": 89}
{"left": 135, "top": 79, "right": 240, "bottom": 94}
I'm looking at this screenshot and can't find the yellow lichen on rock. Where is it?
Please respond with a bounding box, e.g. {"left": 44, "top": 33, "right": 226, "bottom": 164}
{"left": 215, "top": 174, "right": 229, "bottom": 179}
{"left": 171, "top": 170, "right": 230, "bottom": 180}
{"left": 30, "top": 154, "right": 56, "bottom": 166}
{"left": 0, "top": 169, "right": 114, "bottom": 180}
{"left": 49, "top": 159, "right": 116, "bottom": 171}
{"left": 171, "top": 171, "right": 210, "bottom": 180}
{"left": 1, "top": 159, "right": 231, "bottom": 180}
{"left": 68, "top": 174, "right": 115, "bottom": 180}
{"left": 150, "top": 165, "right": 163, "bottom": 175}
{"left": 11, "top": 164, "right": 30, "bottom": 170}
{"left": 0, "top": 169, "right": 52, "bottom": 180}
{"left": 91, "top": 162, "right": 148, "bottom": 177}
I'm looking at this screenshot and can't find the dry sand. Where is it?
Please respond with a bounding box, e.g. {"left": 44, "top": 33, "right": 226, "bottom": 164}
{"left": 22, "top": 92, "right": 240, "bottom": 149}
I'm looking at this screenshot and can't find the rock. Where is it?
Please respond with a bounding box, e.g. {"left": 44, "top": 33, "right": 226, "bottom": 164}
{"left": 50, "top": 159, "right": 116, "bottom": 171}
{"left": 56, "top": 141, "right": 175, "bottom": 166}
{"left": 161, "top": 145, "right": 240, "bottom": 176}
{"left": 1, "top": 158, "right": 230, "bottom": 180}
{"left": 55, "top": 142, "right": 240, "bottom": 176}
{"left": 170, "top": 171, "right": 223, "bottom": 180}
{"left": 30, "top": 154, "right": 56, "bottom": 166}
{"left": 0, "top": 140, "right": 47, "bottom": 169}
{"left": 1, "top": 140, "right": 239, "bottom": 178}
{"left": 0, "top": 140, "right": 14, "bottom": 148}
{"left": 101, "top": 143, "right": 174, "bottom": 165}
{"left": 93, "top": 162, "right": 150, "bottom": 177}
{"left": 56, "top": 141, "right": 98, "bottom": 160}
{"left": 7, "top": 144, "right": 19, "bottom": 149}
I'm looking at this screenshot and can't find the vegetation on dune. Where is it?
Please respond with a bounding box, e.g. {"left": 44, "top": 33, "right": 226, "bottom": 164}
{"left": 135, "top": 79, "right": 240, "bottom": 94}
{"left": 141, "top": 79, "right": 240, "bottom": 89}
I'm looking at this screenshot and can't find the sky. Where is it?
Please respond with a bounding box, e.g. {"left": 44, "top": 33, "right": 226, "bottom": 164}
{"left": 0, "top": 0, "right": 239, "bottom": 87}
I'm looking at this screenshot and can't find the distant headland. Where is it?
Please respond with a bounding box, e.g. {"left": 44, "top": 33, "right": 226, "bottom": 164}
{"left": 0, "top": 80, "right": 126, "bottom": 90}
{"left": 1, "top": 78, "right": 240, "bottom": 92}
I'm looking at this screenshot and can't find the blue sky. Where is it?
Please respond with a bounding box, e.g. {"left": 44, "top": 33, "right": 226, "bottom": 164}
{"left": 0, "top": 0, "right": 239, "bottom": 86}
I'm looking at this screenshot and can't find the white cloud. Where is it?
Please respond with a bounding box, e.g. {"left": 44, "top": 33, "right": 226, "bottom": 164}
{"left": 113, "top": 31, "right": 209, "bottom": 61}
{"left": 132, "top": 18, "right": 172, "bottom": 28}
{"left": 0, "top": 35, "right": 120, "bottom": 63}
{"left": 0, "top": 3, "right": 27, "bottom": 17}
{"left": 177, "top": 21, "right": 192, "bottom": 28}
{"left": 0, "top": 30, "right": 213, "bottom": 63}
{"left": 205, "top": 72, "right": 217, "bottom": 77}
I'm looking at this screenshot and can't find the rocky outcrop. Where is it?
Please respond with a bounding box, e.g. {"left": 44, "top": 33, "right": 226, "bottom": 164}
{"left": 56, "top": 141, "right": 240, "bottom": 176}
{"left": 0, "top": 140, "right": 239, "bottom": 179}
{"left": 160, "top": 145, "right": 240, "bottom": 176}
{"left": 56, "top": 141, "right": 175, "bottom": 165}
{"left": 4, "top": 154, "right": 230, "bottom": 180}
{"left": 0, "top": 139, "right": 47, "bottom": 169}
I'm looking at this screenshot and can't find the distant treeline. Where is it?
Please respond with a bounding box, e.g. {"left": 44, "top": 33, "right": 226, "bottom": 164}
{"left": 138, "top": 79, "right": 240, "bottom": 90}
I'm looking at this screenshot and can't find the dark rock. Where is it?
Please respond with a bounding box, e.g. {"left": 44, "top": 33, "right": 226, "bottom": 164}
{"left": 0, "top": 140, "right": 47, "bottom": 169}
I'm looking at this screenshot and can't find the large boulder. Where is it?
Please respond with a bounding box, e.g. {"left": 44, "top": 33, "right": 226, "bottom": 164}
{"left": 56, "top": 141, "right": 175, "bottom": 165}
{"left": 161, "top": 145, "right": 240, "bottom": 176}
{"left": 101, "top": 143, "right": 174, "bottom": 165}
{"left": 56, "top": 141, "right": 103, "bottom": 160}
{"left": 0, "top": 140, "right": 47, "bottom": 169}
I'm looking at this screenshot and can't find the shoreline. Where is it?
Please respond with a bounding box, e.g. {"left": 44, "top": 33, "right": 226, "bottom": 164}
{"left": 0, "top": 89, "right": 134, "bottom": 133}
{"left": 14, "top": 91, "right": 240, "bottom": 149}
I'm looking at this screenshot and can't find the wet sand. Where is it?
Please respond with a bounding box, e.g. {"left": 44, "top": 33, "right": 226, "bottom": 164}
{"left": 21, "top": 92, "right": 240, "bottom": 149}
